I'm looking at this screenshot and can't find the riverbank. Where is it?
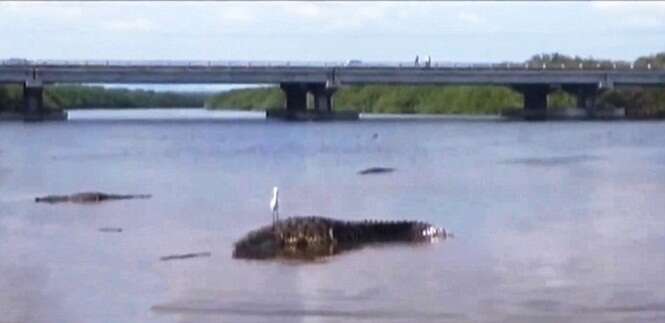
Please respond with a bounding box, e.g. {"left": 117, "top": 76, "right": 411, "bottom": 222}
{"left": 206, "top": 84, "right": 665, "bottom": 119}
{"left": 55, "top": 108, "right": 656, "bottom": 123}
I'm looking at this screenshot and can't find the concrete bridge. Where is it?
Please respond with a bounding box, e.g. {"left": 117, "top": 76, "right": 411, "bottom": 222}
{"left": 2, "top": 60, "right": 665, "bottom": 120}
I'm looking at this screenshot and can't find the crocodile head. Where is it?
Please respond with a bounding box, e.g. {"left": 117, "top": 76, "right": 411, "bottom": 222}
{"left": 419, "top": 225, "right": 449, "bottom": 240}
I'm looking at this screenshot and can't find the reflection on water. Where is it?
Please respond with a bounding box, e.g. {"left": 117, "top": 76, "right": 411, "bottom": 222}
{"left": 502, "top": 154, "right": 600, "bottom": 166}
{"left": 1, "top": 109, "right": 665, "bottom": 322}
{"left": 0, "top": 264, "right": 71, "bottom": 323}
{"left": 151, "top": 302, "right": 463, "bottom": 320}
{"left": 68, "top": 108, "right": 264, "bottom": 121}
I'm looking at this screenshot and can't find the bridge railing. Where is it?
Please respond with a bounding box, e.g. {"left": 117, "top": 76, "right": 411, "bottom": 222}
{"left": 1, "top": 59, "right": 663, "bottom": 70}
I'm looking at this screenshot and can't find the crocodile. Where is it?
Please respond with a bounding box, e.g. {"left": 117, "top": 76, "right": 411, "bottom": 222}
{"left": 233, "top": 216, "right": 448, "bottom": 260}
{"left": 358, "top": 167, "right": 395, "bottom": 175}
{"left": 35, "top": 192, "right": 151, "bottom": 204}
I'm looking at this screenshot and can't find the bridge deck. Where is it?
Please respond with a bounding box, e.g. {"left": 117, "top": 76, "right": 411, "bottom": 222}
{"left": 1, "top": 60, "right": 664, "bottom": 87}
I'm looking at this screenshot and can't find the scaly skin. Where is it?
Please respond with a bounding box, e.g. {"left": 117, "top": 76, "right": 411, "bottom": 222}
{"left": 35, "top": 192, "right": 151, "bottom": 204}
{"left": 233, "top": 216, "right": 448, "bottom": 260}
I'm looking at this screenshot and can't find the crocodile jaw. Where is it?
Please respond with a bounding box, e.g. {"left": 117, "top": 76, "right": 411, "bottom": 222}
{"left": 421, "top": 226, "right": 447, "bottom": 239}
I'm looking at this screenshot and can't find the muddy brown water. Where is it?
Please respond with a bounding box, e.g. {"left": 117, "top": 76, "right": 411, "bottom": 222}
{"left": 1, "top": 109, "right": 665, "bottom": 322}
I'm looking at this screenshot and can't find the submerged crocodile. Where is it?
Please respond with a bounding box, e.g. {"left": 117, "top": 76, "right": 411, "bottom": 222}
{"left": 358, "top": 167, "right": 395, "bottom": 175}
{"left": 233, "top": 216, "right": 448, "bottom": 260}
{"left": 35, "top": 192, "right": 151, "bottom": 204}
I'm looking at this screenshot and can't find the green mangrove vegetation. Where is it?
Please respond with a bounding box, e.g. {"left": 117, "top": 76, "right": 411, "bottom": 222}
{"left": 205, "top": 86, "right": 283, "bottom": 111}
{"left": 207, "top": 85, "right": 577, "bottom": 114}
{"left": 46, "top": 85, "right": 208, "bottom": 109}
{"left": 207, "top": 52, "right": 665, "bottom": 117}
{"left": 0, "top": 85, "right": 21, "bottom": 112}
{"left": 0, "top": 85, "right": 208, "bottom": 112}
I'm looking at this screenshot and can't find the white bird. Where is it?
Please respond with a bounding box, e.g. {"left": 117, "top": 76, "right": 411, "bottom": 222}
{"left": 270, "top": 186, "right": 279, "bottom": 224}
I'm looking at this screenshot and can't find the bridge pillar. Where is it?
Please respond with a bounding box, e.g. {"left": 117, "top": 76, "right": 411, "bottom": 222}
{"left": 511, "top": 85, "right": 552, "bottom": 120}
{"left": 280, "top": 83, "right": 308, "bottom": 112}
{"left": 309, "top": 83, "right": 336, "bottom": 112}
{"left": 562, "top": 84, "right": 599, "bottom": 111}
{"left": 268, "top": 82, "right": 356, "bottom": 121}
{"left": 14, "top": 81, "right": 67, "bottom": 121}
{"left": 520, "top": 85, "right": 550, "bottom": 111}
{"left": 23, "top": 81, "right": 44, "bottom": 117}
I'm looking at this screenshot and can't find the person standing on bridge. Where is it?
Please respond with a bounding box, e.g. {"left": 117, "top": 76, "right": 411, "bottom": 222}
{"left": 415, "top": 55, "right": 420, "bottom": 66}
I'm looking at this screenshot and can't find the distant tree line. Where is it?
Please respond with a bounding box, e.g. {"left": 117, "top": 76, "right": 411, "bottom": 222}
{"left": 206, "top": 85, "right": 576, "bottom": 115}
{"left": 0, "top": 85, "right": 22, "bottom": 112}
{"left": 0, "top": 84, "right": 208, "bottom": 112}
{"left": 527, "top": 52, "right": 665, "bottom": 69}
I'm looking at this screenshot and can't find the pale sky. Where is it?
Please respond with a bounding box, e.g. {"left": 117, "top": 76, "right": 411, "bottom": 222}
{"left": 2, "top": 1, "right": 664, "bottom": 63}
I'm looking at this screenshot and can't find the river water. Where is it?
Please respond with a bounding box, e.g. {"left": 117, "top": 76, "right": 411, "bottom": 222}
{"left": 1, "top": 109, "right": 665, "bottom": 323}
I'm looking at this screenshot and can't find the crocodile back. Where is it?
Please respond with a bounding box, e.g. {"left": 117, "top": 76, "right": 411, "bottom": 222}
{"left": 233, "top": 216, "right": 447, "bottom": 260}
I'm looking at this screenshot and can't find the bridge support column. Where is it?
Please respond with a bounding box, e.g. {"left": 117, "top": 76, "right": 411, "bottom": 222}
{"left": 520, "top": 85, "right": 550, "bottom": 111}
{"left": 268, "top": 82, "right": 356, "bottom": 121}
{"left": 280, "top": 83, "right": 308, "bottom": 112}
{"left": 513, "top": 85, "right": 551, "bottom": 120}
{"left": 23, "top": 82, "right": 44, "bottom": 116}
{"left": 562, "top": 84, "right": 600, "bottom": 111}
{"left": 576, "top": 90, "right": 597, "bottom": 110}
{"left": 309, "top": 83, "right": 336, "bottom": 112}
{"left": 14, "top": 81, "right": 67, "bottom": 121}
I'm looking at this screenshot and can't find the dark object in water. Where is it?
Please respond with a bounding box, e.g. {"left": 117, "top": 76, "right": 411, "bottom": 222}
{"left": 98, "top": 227, "right": 123, "bottom": 233}
{"left": 35, "top": 192, "right": 151, "bottom": 204}
{"left": 160, "top": 252, "right": 212, "bottom": 261}
{"left": 233, "top": 216, "right": 448, "bottom": 260}
{"left": 358, "top": 167, "right": 395, "bottom": 175}
{"left": 503, "top": 155, "right": 599, "bottom": 167}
